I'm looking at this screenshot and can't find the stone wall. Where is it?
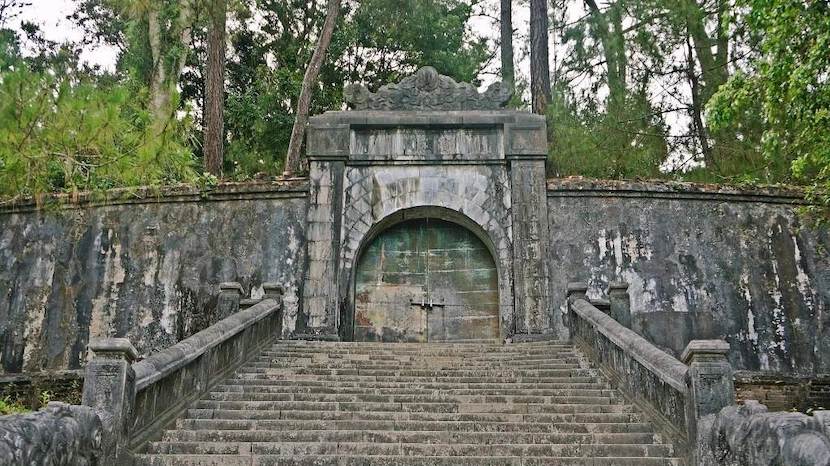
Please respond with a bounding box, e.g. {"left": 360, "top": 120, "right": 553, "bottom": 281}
{"left": 0, "top": 183, "right": 307, "bottom": 372}
{"left": 735, "top": 371, "right": 830, "bottom": 411}
{"left": 548, "top": 179, "right": 830, "bottom": 375}
{"left": 2, "top": 177, "right": 829, "bottom": 376}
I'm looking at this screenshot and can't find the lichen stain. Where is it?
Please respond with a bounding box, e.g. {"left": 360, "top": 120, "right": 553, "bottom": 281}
{"left": 88, "top": 230, "right": 126, "bottom": 339}
{"left": 158, "top": 249, "right": 182, "bottom": 336}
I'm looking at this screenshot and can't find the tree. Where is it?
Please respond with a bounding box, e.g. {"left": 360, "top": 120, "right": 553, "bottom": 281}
{"left": 530, "top": 0, "right": 551, "bottom": 114}
{"left": 0, "top": 28, "right": 195, "bottom": 198}
{"left": 203, "top": 0, "right": 226, "bottom": 176}
{"left": 283, "top": 0, "right": 340, "bottom": 176}
{"left": 708, "top": 0, "right": 830, "bottom": 204}
{"left": 500, "top": 0, "right": 514, "bottom": 88}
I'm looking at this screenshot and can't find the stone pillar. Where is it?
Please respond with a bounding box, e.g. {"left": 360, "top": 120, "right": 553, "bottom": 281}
{"left": 565, "top": 282, "right": 588, "bottom": 328}
{"left": 506, "top": 116, "right": 550, "bottom": 335}
{"left": 217, "top": 282, "right": 244, "bottom": 321}
{"left": 303, "top": 121, "right": 348, "bottom": 338}
{"left": 82, "top": 338, "right": 138, "bottom": 455}
{"left": 606, "top": 281, "right": 631, "bottom": 328}
{"left": 682, "top": 339, "right": 734, "bottom": 438}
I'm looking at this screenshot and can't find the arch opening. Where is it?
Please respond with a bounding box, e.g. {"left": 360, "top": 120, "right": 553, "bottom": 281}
{"left": 348, "top": 214, "right": 500, "bottom": 343}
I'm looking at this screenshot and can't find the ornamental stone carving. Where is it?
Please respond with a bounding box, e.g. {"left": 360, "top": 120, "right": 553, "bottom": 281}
{"left": 0, "top": 402, "right": 110, "bottom": 465}
{"left": 344, "top": 66, "right": 512, "bottom": 111}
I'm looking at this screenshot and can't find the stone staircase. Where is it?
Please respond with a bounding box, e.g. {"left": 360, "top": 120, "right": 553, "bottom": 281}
{"left": 136, "top": 340, "right": 685, "bottom": 465}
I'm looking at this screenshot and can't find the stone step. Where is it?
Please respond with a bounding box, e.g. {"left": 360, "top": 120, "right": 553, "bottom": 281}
{"left": 249, "top": 360, "right": 583, "bottom": 369}
{"left": 137, "top": 454, "right": 684, "bottom": 466}
{"left": 203, "top": 391, "right": 619, "bottom": 405}
{"left": 234, "top": 374, "right": 602, "bottom": 384}
{"left": 219, "top": 379, "right": 609, "bottom": 390}
{"left": 174, "top": 418, "right": 656, "bottom": 434}
{"left": 145, "top": 440, "right": 675, "bottom": 457}
{"left": 258, "top": 350, "right": 579, "bottom": 359}
{"left": 187, "top": 409, "right": 645, "bottom": 424}
{"left": 190, "top": 400, "right": 634, "bottom": 414}
{"left": 214, "top": 384, "right": 615, "bottom": 397}
{"left": 241, "top": 368, "right": 591, "bottom": 377}
{"left": 163, "top": 428, "right": 660, "bottom": 445}
{"left": 155, "top": 430, "right": 661, "bottom": 448}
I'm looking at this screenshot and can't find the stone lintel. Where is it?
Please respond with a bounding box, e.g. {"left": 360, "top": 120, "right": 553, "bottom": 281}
{"left": 310, "top": 110, "right": 543, "bottom": 128}
{"left": 682, "top": 339, "right": 731, "bottom": 364}
{"left": 88, "top": 338, "right": 139, "bottom": 362}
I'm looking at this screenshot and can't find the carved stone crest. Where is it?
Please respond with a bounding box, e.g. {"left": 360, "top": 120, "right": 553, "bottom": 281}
{"left": 344, "top": 66, "right": 512, "bottom": 111}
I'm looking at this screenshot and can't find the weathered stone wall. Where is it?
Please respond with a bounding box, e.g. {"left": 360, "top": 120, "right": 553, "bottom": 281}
{"left": 2, "top": 177, "right": 828, "bottom": 376}
{"left": 0, "top": 183, "right": 307, "bottom": 372}
{"left": 548, "top": 179, "right": 830, "bottom": 375}
{"left": 735, "top": 371, "right": 830, "bottom": 412}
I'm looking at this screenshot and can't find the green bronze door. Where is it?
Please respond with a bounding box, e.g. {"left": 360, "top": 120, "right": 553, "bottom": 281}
{"left": 354, "top": 218, "right": 499, "bottom": 342}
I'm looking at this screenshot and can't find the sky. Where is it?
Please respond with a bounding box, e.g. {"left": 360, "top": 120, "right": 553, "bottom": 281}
{"left": 16, "top": 0, "right": 526, "bottom": 87}
{"left": 18, "top": 0, "right": 118, "bottom": 70}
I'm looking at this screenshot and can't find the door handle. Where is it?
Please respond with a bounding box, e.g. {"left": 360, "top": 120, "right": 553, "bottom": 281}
{"left": 410, "top": 297, "right": 445, "bottom": 309}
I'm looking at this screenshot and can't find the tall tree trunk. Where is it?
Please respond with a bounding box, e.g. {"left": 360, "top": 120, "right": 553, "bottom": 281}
{"left": 530, "top": 0, "right": 551, "bottom": 114}
{"left": 283, "top": 0, "right": 340, "bottom": 176}
{"left": 500, "top": 0, "right": 515, "bottom": 88}
{"left": 204, "top": 0, "right": 227, "bottom": 176}
{"left": 585, "top": 0, "right": 626, "bottom": 114}
{"left": 147, "top": 0, "right": 193, "bottom": 124}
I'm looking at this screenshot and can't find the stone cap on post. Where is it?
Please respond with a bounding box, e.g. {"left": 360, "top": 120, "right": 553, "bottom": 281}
{"left": 220, "top": 282, "right": 244, "bottom": 295}
{"left": 606, "top": 281, "right": 629, "bottom": 295}
{"left": 87, "top": 338, "right": 139, "bottom": 363}
{"left": 262, "top": 282, "right": 285, "bottom": 296}
{"left": 566, "top": 282, "right": 589, "bottom": 301}
{"left": 681, "top": 339, "right": 730, "bottom": 365}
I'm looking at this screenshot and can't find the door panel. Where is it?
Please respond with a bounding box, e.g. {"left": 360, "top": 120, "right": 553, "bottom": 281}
{"left": 354, "top": 218, "right": 499, "bottom": 342}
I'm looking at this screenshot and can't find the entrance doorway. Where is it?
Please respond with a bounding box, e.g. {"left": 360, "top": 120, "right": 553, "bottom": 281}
{"left": 353, "top": 218, "right": 499, "bottom": 342}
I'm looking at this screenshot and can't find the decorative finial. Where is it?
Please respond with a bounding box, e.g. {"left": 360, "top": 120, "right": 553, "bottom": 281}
{"left": 344, "top": 66, "right": 512, "bottom": 111}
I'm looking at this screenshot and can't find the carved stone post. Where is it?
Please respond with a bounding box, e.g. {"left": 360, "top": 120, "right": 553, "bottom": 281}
{"left": 607, "top": 281, "right": 631, "bottom": 328}
{"left": 682, "top": 339, "right": 734, "bottom": 442}
{"left": 263, "top": 282, "right": 285, "bottom": 336}
{"left": 565, "top": 282, "right": 588, "bottom": 329}
{"left": 217, "top": 282, "right": 244, "bottom": 320}
{"left": 82, "top": 338, "right": 138, "bottom": 460}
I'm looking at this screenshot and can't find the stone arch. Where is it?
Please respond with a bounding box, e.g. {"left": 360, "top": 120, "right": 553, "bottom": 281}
{"left": 338, "top": 201, "right": 514, "bottom": 341}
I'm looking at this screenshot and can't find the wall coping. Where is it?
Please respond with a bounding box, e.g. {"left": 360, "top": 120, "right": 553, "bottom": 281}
{"left": 571, "top": 298, "right": 688, "bottom": 392}
{"left": 0, "top": 177, "right": 811, "bottom": 216}
{"left": 132, "top": 298, "right": 280, "bottom": 390}
{"left": 547, "top": 178, "right": 810, "bottom": 204}
{"left": 0, "top": 180, "right": 309, "bottom": 215}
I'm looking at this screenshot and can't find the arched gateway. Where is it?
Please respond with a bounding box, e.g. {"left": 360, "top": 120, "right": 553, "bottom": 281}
{"left": 300, "top": 67, "right": 552, "bottom": 342}
{"left": 353, "top": 215, "right": 500, "bottom": 342}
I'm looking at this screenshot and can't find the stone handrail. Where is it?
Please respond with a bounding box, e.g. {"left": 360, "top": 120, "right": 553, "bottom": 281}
{"left": 129, "top": 297, "right": 282, "bottom": 450}
{"left": 568, "top": 297, "right": 691, "bottom": 443}
{"left": 132, "top": 297, "right": 279, "bottom": 389}
{"left": 82, "top": 292, "right": 284, "bottom": 459}
{"left": 566, "top": 282, "right": 736, "bottom": 462}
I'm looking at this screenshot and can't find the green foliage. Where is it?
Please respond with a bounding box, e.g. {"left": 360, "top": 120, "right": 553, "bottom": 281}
{"left": 343, "top": 0, "right": 489, "bottom": 87}
{"left": 0, "top": 396, "right": 27, "bottom": 415}
{"left": 0, "top": 30, "right": 196, "bottom": 198}
{"left": 707, "top": 0, "right": 830, "bottom": 205}
{"left": 547, "top": 84, "right": 668, "bottom": 179}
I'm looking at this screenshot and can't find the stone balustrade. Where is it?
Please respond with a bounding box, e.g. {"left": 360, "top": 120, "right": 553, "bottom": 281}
{"left": 566, "top": 282, "right": 734, "bottom": 460}
{"left": 82, "top": 289, "right": 284, "bottom": 459}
